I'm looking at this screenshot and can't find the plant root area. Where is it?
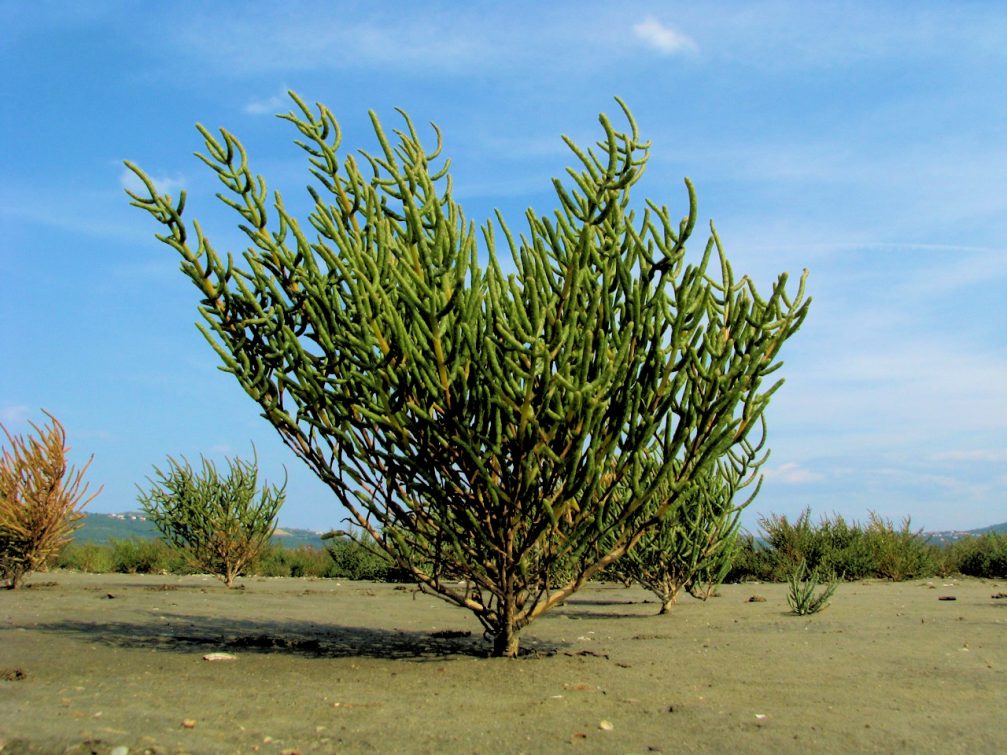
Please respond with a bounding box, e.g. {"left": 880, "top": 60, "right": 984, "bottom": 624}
{"left": 1, "top": 573, "right": 1005, "bottom": 753}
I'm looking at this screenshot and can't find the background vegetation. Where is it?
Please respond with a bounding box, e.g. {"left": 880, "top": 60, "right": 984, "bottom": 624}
{"left": 726, "top": 510, "right": 1007, "bottom": 582}
{"left": 51, "top": 513, "right": 1007, "bottom": 582}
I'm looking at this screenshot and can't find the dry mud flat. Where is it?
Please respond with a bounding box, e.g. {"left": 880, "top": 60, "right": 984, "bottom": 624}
{"left": 1, "top": 573, "right": 1005, "bottom": 754}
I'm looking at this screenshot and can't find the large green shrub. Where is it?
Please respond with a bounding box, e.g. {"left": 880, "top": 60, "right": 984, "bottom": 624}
{"left": 127, "top": 93, "right": 809, "bottom": 655}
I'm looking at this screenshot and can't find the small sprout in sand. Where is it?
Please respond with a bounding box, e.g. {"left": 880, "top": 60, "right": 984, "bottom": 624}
{"left": 786, "top": 559, "right": 837, "bottom": 615}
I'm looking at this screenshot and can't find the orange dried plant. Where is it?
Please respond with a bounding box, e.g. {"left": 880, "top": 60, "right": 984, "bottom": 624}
{"left": 0, "top": 412, "right": 101, "bottom": 588}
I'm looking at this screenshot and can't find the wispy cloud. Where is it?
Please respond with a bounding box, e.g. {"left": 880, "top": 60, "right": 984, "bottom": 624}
{"left": 119, "top": 167, "right": 185, "bottom": 198}
{"left": 763, "top": 462, "right": 823, "bottom": 484}
{"left": 0, "top": 184, "right": 151, "bottom": 244}
{"left": 0, "top": 404, "right": 32, "bottom": 427}
{"left": 933, "top": 449, "right": 1007, "bottom": 463}
{"left": 632, "top": 17, "right": 697, "bottom": 56}
{"left": 170, "top": 9, "right": 493, "bottom": 76}
{"left": 243, "top": 89, "right": 288, "bottom": 116}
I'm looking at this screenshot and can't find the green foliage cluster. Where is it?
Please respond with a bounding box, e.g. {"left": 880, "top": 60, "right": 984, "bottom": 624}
{"left": 137, "top": 452, "right": 285, "bottom": 587}
{"left": 57, "top": 538, "right": 189, "bottom": 575}
{"left": 253, "top": 540, "right": 403, "bottom": 580}
{"left": 125, "top": 93, "right": 809, "bottom": 655}
{"left": 945, "top": 532, "right": 1007, "bottom": 579}
{"left": 724, "top": 510, "right": 1007, "bottom": 582}
{"left": 253, "top": 543, "right": 337, "bottom": 578}
{"left": 51, "top": 521, "right": 1007, "bottom": 583}
{"left": 324, "top": 537, "right": 406, "bottom": 581}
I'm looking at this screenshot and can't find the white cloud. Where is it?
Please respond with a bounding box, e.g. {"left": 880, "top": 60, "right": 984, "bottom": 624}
{"left": 243, "top": 90, "right": 288, "bottom": 116}
{"left": 632, "top": 17, "right": 697, "bottom": 56}
{"left": 763, "top": 462, "right": 823, "bottom": 484}
{"left": 119, "top": 167, "right": 185, "bottom": 199}
{"left": 0, "top": 404, "right": 32, "bottom": 427}
{"left": 933, "top": 449, "right": 1007, "bottom": 463}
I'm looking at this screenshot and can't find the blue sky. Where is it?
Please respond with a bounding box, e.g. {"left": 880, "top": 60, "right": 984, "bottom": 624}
{"left": 2, "top": 1, "right": 1004, "bottom": 533}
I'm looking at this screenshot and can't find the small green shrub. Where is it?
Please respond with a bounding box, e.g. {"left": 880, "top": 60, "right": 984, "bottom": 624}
{"left": 758, "top": 509, "right": 819, "bottom": 579}
{"left": 137, "top": 451, "right": 285, "bottom": 587}
{"left": 786, "top": 559, "right": 837, "bottom": 615}
{"left": 862, "top": 512, "right": 940, "bottom": 580}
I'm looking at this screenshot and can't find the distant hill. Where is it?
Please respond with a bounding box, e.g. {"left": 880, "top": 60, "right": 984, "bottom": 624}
{"left": 969, "top": 521, "right": 1007, "bottom": 535}
{"left": 920, "top": 521, "right": 1007, "bottom": 545}
{"left": 75, "top": 512, "right": 327, "bottom": 549}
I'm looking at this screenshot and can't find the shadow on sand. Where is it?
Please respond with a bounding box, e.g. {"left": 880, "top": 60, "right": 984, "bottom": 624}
{"left": 30, "top": 613, "right": 567, "bottom": 660}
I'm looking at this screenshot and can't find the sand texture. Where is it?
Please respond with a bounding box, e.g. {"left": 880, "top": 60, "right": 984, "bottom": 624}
{"left": 1, "top": 572, "right": 1005, "bottom": 753}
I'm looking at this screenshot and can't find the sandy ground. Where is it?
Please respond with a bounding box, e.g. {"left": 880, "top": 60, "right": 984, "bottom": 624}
{"left": 1, "top": 571, "right": 1005, "bottom": 754}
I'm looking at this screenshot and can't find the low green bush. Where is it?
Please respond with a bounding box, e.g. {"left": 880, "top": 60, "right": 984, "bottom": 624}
{"left": 727, "top": 510, "right": 944, "bottom": 583}
{"left": 109, "top": 538, "right": 186, "bottom": 574}
{"left": 862, "top": 512, "right": 941, "bottom": 580}
{"left": 948, "top": 533, "right": 1007, "bottom": 578}
{"left": 56, "top": 538, "right": 407, "bottom": 581}
{"left": 51, "top": 522, "right": 1007, "bottom": 584}
{"left": 253, "top": 545, "right": 338, "bottom": 578}
{"left": 325, "top": 537, "right": 401, "bottom": 581}
{"left": 55, "top": 542, "right": 114, "bottom": 573}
